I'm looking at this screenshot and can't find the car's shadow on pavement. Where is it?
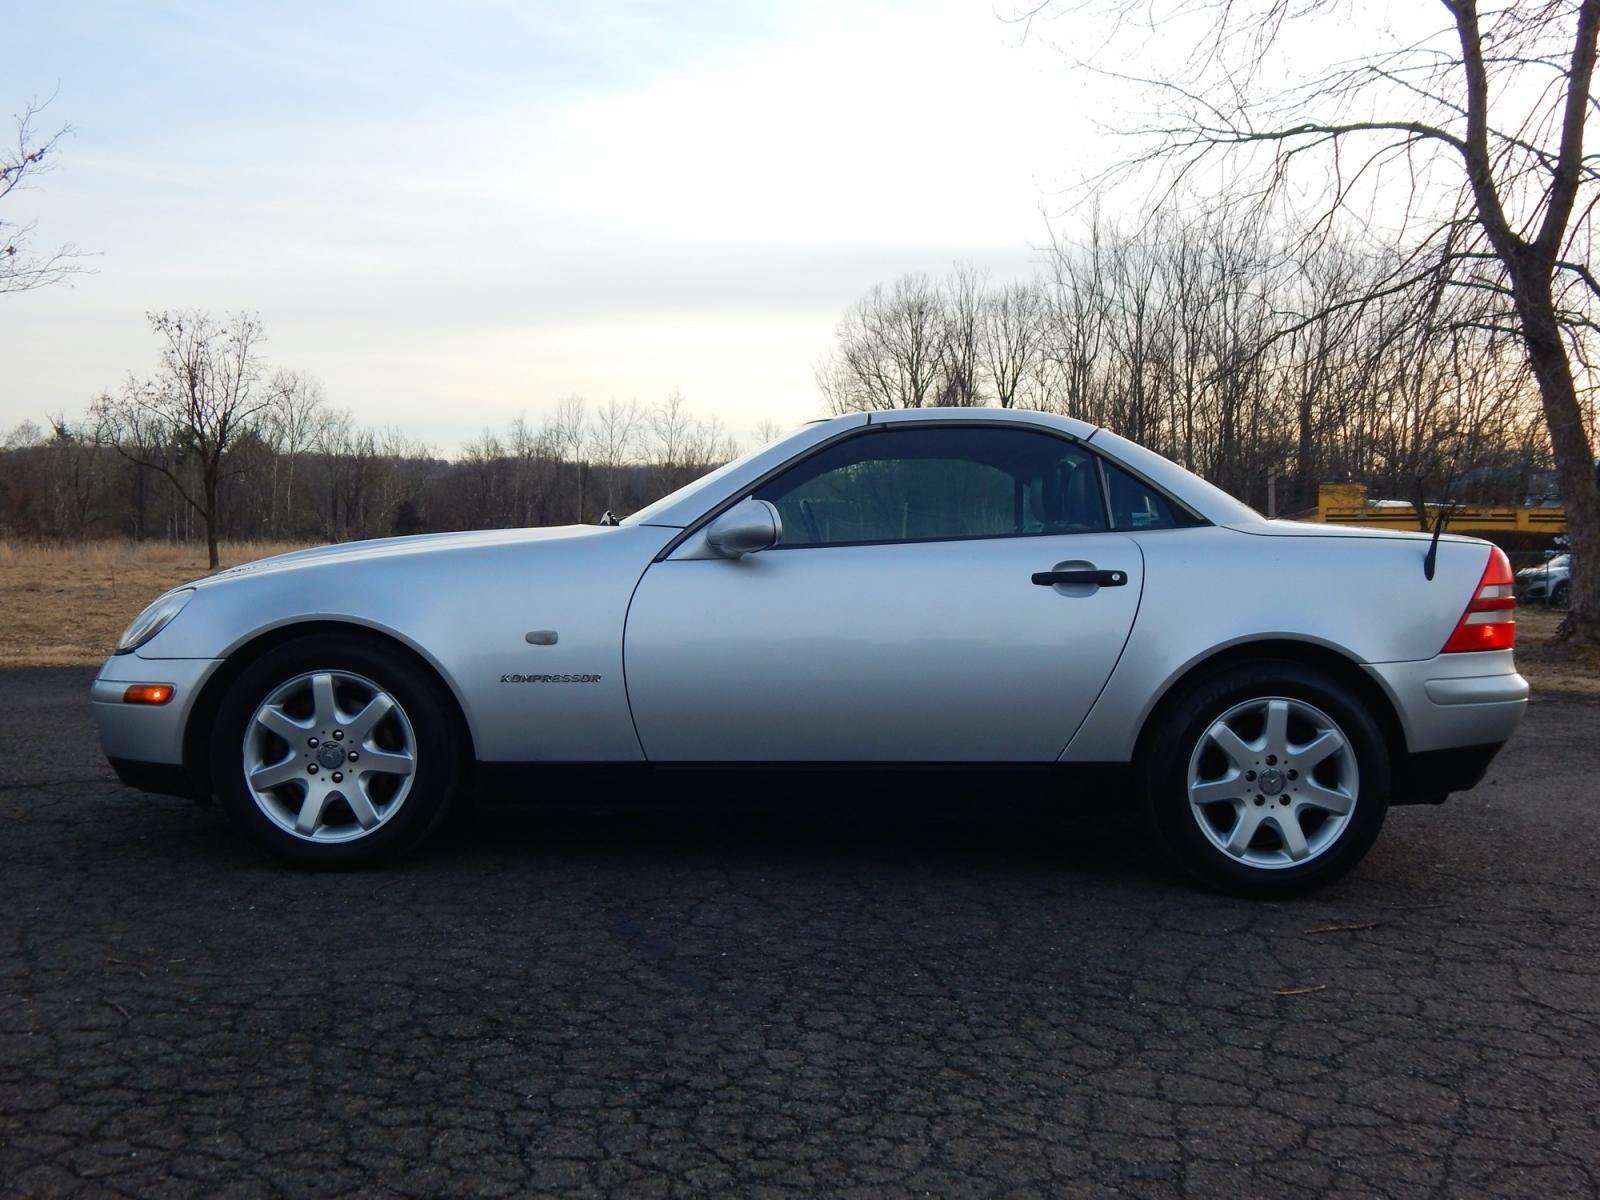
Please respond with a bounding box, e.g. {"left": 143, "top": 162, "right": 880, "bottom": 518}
{"left": 428, "top": 774, "right": 1180, "bottom": 891}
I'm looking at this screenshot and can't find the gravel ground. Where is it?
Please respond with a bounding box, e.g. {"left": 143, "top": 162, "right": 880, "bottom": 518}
{"left": 2, "top": 666, "right": 1598, "bottom": 1199}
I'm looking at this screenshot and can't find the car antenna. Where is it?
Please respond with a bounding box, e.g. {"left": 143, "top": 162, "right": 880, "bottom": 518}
{"left": 1423, "top": 498, "right": 1456, "bottom": 581}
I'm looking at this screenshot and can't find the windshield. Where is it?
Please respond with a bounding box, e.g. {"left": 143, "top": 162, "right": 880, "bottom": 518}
{"left": 620, "top": 426, "right": 796, "bottom": 527}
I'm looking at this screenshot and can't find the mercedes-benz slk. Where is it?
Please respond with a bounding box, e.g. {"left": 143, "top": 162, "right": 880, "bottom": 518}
{"left": 94, "top": 409, "right": 1527, "bottom": 895}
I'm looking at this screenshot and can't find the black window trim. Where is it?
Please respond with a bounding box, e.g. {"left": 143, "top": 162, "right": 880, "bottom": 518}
{"left": 655, "top": 418, "right": 1208, "bottom": 562}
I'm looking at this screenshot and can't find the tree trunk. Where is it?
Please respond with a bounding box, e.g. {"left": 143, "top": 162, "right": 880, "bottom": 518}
{"left": 1512, "top": 276, "right": 1600, "bottom": 640}
{"left": 203, "top": 467, "right": 221, "bottom": 569}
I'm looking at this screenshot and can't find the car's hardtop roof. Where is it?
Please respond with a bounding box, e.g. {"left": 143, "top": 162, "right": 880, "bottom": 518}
{"left": 625, "top": 407, "right": 1261, "bottom": 530}
{"left": 857, "top": 407, "right": 1099, "bottom": 441}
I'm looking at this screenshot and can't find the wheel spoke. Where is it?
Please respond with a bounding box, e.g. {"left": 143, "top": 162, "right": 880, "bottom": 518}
{"left": 249, "top": 757, "right": 305, "bottom": 791}
{"left": 1190, "top": 773, "right": 1246, "bottom": 807}
{"left": 294, "top": 788, "right": 328, "bottom": 835}
{"left": 256, "top": 705, "right": 309, "bottom": 743}
{"left": 1270, "top": 811, "right": 1310, "bottom": 861}
{"left": 1206, "top": 723, "right": 1256, "bottom": 769}
{"left": 345, "top": 785, "right": 381, "bottom": 830}
{"left": 345, "top": 694, "right": 394, "bottom": 744}
{"left": 1298, "top": 779, "right": 1355, "bottom": 816}
{"left": 360, "top": 748, "right": 414, "bottom": 777}
{"left": 309, "top": 673, "right": 339, "bottom": 729}
{"left": 1225, "top": 807, "right": 1264, "bottom": 856}
{"left": 1262, "top": 699, "right": 1290, "bottom": 758}
{"left": 1295, "top": 729, "right": 1345, "bottom": 771}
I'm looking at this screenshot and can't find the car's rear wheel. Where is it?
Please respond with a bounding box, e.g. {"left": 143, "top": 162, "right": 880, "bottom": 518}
{"left": 1550, "top": 580, "right": 1570, "bottom": 609}
{"left": 1142, "top": 662, "right": 1390, "bottom": 897}
{"left": 211, "top": 634, "right": 462, "bottom": 868}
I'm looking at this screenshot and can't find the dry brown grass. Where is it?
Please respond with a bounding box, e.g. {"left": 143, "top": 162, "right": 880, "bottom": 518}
{"left": 0, "top": 540, "right": 316, "bottom": 667}
{"left": 1, "top": 541, "right": 1596, "bottom": 696}
{"left": 1510, "top": 605, "right": 1600, "bottom": 697}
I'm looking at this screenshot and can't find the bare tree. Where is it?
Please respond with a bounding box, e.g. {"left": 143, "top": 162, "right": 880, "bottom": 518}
{"left": 645, "top": 390, "right": 699, "bottom": 493}
{"left": 939, "top": 263, "right": 987, "bottom": 405}
{"left": 981, "top": 281, "right": 1048, "bottom": 408}
{"left": 506, "top": 412, "right": 556, "bottom": 527}
{"left": 1, "top": 99, "right": 81, "bottom": 294}
{"left": 547, "top": 394, "right": 589, "bottom": 521}
{"left": 1029, "top": 0, "right": 1600, "bottom": 639}
{"left": 41, "top": 411, "right": 108, "bottom": 538}
{"left": 261, "top": 369, "right": 326, "bottom": 537}
{"left": 109, "top": 311, "right": 270, "bottom": 567}
{"left": 588, "top": 397, "right": 643, "bottom": 516}
{"left": 817, "top": 273, "right": 951, "bottom": 411}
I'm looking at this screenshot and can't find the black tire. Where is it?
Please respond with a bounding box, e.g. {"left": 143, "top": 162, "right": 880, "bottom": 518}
{"left": 1141, "top": 661, "right": 1391, "bottom": 898}
{"left": 1550, "top": 581, "right": 1570, "bottom": 609}
{"left": 211, "top": 633, "right": 464, "bottom": 868}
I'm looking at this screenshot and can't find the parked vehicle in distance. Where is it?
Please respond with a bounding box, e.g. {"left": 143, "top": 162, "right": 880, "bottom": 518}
{"left": 94, "top": 409, "right": 1528, "bottom": 895}
{"left": 1515, "top": 552, "right": 1571, "bottom": 608}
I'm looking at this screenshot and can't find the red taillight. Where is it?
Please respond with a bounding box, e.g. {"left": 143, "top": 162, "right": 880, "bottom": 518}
{"left": 1441, "top": 546, "right": 1516, "bottom": 653}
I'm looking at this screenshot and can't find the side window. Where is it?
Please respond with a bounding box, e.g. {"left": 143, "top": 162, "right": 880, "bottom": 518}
{"left": 752, "top": 426, "right": 1108, "bottom": 547}
{"left": 1102, "top": 460, "right": 1186, "bottom": 531}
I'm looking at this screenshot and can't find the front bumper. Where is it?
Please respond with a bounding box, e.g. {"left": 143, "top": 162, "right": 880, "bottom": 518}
{"left": 1364, "top": 649, "right": 1528, "bottom": 755}
{"left": 92, "top": 654, "right": 223, "bottom": 793}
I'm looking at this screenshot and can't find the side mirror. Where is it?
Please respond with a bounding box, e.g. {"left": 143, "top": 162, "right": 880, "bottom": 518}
{"left": 705, "top": 498, "right": 782, "bottom": 558}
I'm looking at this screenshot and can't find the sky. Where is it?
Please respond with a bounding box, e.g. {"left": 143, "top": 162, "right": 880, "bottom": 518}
{"left": 3, "top": 0, "right": 1110, "bottom": 452}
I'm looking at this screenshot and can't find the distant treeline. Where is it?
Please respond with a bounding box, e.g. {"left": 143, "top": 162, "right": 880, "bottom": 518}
{"left": 1, "top": 362, "right": 754, "bottom": 550}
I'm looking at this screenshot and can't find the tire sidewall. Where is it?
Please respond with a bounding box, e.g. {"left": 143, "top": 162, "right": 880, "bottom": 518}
{"left": 211, "top": 634, "right": 461, "bottom": 868}
{"left": 1143, "top": 662, "right": 1391, "bottom": 897}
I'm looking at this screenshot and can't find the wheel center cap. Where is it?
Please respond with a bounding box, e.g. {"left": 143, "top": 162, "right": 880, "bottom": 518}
{"left": 1259, "top": 767, "right": 1285, "bottom": 796}
{"left": 317, "top": 743, "right": 346, "bottom": 769}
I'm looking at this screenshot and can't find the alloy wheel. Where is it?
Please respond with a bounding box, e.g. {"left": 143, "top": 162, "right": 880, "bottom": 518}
{"left": 242, "top": 670, "right": 417, "bottom": 843}
{"left": 1186, "top": 696, "right": 1359, "bottom": 869}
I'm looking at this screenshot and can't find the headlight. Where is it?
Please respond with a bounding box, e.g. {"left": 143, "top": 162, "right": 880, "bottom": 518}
{"left": 115, "top": 588, "right": 195, "bottom": 654}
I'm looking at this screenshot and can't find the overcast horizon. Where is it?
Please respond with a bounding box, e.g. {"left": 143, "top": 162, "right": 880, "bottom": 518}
{"left": 2, "top": 0, "right": 1130, "bottom": 452}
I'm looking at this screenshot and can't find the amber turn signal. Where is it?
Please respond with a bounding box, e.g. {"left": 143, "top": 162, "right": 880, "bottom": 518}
{"left": 122, "top": 684, "right": 174, "bottom": 705}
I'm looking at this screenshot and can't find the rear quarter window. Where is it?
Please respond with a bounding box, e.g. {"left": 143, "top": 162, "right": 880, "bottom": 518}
{"left": 1102, "top": 460, "right": 1196, "bottom": 532}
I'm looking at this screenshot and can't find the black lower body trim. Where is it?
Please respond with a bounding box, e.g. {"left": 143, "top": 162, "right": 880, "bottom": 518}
{"left": 472, "top": 761, "right": 1132, "bottom": 809}
{"left": 108, "top": 757, "right": 199, "bottom": 800}
{"left": 1391, "top": 742, "right": 1507, "bottom": 806}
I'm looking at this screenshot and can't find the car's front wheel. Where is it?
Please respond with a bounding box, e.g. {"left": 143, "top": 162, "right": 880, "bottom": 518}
{"left": 1143, "top": 662, "right": 1391, "bottom": 896}
{"left": 211, "top": 634, "right": 463, "bottom": 868}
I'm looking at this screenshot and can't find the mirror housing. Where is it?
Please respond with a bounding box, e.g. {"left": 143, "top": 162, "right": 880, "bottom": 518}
{"left": 705, "top": 498, "right": 782, "bottom": 558}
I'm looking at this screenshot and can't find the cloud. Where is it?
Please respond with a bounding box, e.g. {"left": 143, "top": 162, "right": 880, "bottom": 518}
{"left": 5, "top": 0, "right": 1084, "bottom": 448}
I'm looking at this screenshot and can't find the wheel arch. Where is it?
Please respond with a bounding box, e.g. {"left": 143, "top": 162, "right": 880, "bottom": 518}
{"left": 181, "top": 619, "right": 478, "bottom": 799}
{"left": 1130, "top": 638, "right": 1407, "bottom": 783}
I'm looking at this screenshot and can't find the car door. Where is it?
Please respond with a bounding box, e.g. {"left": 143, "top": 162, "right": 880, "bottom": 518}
{"left": 622, "top": 423, "right": 1146, "bottom": 762}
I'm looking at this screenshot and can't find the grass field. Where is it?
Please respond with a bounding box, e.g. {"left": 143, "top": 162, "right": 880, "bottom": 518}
{"left": 1, "top": 539, "right": 1595, "bottom": 693}
{"left": 0, "top": 540, "right": 315, "bottom": 667}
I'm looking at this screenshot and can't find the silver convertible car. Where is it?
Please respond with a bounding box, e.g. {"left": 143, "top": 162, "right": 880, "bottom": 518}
{"left": 95, "top": 409, "right": 1528, "bottom": 894}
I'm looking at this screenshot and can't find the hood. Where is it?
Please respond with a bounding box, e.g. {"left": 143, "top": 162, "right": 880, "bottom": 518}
{"left": 196, "top": 525, "right": 616, "bottom": 589}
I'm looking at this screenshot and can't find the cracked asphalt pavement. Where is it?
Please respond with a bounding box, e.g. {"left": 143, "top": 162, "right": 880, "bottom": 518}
{"left": 2, "top": 666, "right": 1598, "bottom": 1198}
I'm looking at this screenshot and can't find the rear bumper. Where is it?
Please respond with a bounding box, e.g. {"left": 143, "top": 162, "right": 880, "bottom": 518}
{"left": 1365, "top": 651, "right": 1527, "bottom": 755}
{"left": 1392, "top": 742, "right": 1506, "bottom": 805}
